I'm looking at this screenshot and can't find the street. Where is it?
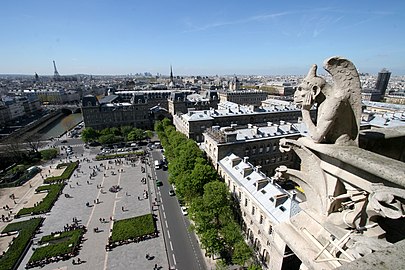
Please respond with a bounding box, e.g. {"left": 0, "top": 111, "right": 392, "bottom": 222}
{"left": 150, "top": 150, "right": 206, "bottom": 270}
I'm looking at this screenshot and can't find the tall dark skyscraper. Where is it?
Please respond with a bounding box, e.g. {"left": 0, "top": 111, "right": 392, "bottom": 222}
{"left": 375, "top": 68, "right": 391, "bottom": 96}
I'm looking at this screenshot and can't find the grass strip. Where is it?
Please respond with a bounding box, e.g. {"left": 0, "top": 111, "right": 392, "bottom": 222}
{"left": 15, "top": 183, "right": 65, "bottom": 217}
{"left": 44, "top": 161, "right": 78, "bottom": 183}
{"left": 0, "top": 218, "right": 43, "bottom": 270}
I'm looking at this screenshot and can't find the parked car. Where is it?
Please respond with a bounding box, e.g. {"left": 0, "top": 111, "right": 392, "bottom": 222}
{"left": 156, "top": 179, "right": 163, "bottom": 187}
{"left": 181, "top": 206, "right": 188, "bottom": 216}
{"left": 169, "top": 190, "right": 175, "bottom": 196}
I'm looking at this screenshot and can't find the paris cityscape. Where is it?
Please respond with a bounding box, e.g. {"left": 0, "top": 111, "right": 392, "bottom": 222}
{"left": 1, "top": 1, "right": 405, "bottom": 270}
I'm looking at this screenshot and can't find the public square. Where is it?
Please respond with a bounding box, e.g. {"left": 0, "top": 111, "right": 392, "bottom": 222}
{"left": 0, "top": 143, "right": 169, "bottom": 270}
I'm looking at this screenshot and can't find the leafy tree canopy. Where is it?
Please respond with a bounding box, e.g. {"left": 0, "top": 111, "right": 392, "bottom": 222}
{"left": 127, "top": 128, "right": 146, "bottom": 141}
{"left": 81, "top": 127, "right": 99, "bottom": 142}
{"left": 98, "top": 134, "right": 122, "bottom": 145}
{"left": 232, "top": 240, "right": 253, "bottom": 266}
{"left": 120, "top": 126, "right": 133, "bottom": 137}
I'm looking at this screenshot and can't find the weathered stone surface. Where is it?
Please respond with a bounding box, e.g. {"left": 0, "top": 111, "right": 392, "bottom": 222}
{"left": 337, "top": 239, "right": 405, "bottom": 270}
{"left": 293, "top": 56, "right": 362, "bottom": 145}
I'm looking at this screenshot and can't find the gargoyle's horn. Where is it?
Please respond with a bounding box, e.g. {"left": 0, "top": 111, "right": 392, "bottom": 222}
{"left": 306, "top": 64, "right": 318, "bottom": 79}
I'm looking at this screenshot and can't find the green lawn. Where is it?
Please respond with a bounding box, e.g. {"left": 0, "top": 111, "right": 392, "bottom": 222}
{"left": 28, "top": 228, "right": 85, "bottom": 266}
{"left": 15, "top": 183, "right": 65, "bottom": 217}
{"left": 0, "top": 218, "right": 44, "bottom": 270}
{"left": 109, "top": 214, "right": 156, "bottom": 244}
{"left": 44, "top": 161, "right": 78, "bottom": 183}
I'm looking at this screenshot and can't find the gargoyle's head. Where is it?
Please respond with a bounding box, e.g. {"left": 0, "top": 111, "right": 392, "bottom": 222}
{"left": 294, "top": 64, "right": 326, "bottom": 108}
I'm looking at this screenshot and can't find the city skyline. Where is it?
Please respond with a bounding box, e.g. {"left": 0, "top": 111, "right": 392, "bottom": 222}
{"left": 1, "top": 0, "right": 405, "bottom": 76}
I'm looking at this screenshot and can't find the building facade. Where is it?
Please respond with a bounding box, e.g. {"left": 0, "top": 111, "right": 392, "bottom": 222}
{"left": 167, "top": 90, "right": 219, "bottom": 115}
{"left": 173, "top": 100, "right": 311, "bottom": 143}
{"left": 217, "top": 153, "right": 301, "bottom": 269}
{"left": 203, "top": 122, "right": 302, "bottom": 177}
{"left": 375, "top": 68, "right": 391, "bottom": 97}
{"left": 219, "top": 90, "right": 268, "bottom": 106}
{"left": 81, "top": 89, "right": 194, "bottom": 130}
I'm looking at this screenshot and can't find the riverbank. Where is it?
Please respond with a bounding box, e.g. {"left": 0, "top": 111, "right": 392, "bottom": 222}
{"left": 0, "top": 111, "right": 68, "bottom": 143}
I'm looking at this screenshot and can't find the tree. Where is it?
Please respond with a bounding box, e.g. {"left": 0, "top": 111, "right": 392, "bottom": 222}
{"left": 247, "top": 264, "right": 262, "bottom": 270}
{"left": 221, "top": 221, "right": 243, "bottom": 255}
{"left": 145, "top": 130, "right": 153, "bottom": 140}
{"left": 81, "top": 127, "right": 99, "bottom": 142}
{"left": 120, "top": 125, "right": 133, "bottom": 138}
{"left": 40, "top": 149, "right": 58, "bottom": 160}
{"left": 215, "top": 259, "right": 228, "bottom": 270}
{"left": 5, "top": 140, "right": 26, "bottom": 163}
{"left": 25, "top": 137, "right": 43, "bottom": 153}
{"left": 99, "top": 128, "right": 112, "bottom": 136}
{"left": 203, "top": 181, "right": 230, "bottom": 218}
{"left": 127, "top": 128, "right": 145, "bottom": 141}
{"left": 110, "top": 127, "right": 121, "bottom": 136}
{"left": 200, "top": 228, "right": 223, "bottom": 258}
{"left": 98, "top": 134, "right": 121, "bottom": 145}
{"left": 162, "top": 118, "right": 171, "bottom": 128}
{"left": 154, "top": 120, "right": 164, "bottom": 133}
{"left": 168, "top": 139, "right": 202, "bottom": 183}
{"left": 189, "top": 158, "right": 218, "bottom": 196}
{"left": 232, "top": 240, "right": 252, "bottom": 266}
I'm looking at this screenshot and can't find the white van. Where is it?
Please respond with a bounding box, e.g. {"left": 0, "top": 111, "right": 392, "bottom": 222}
{"left": 154, "top": 160, "right": 161, "bottom": 169}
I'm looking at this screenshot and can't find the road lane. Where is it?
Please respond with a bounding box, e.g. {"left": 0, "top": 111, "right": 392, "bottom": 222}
{"left": 151, "top": 150, "right": 206, "bottom": 270}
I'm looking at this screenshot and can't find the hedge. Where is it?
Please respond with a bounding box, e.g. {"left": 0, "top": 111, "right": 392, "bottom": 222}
{"left": 44, "top": 161, "right": 78, "bottom": 183}
{"left": 15, "top": 183, "right": 65, "bottom": 218}
{"left": 28, "top": 228, "right": 85, "bottom": 264}
{"left": 0, "top": 218, "right": 44, "bottom": 270}
{"left": 110, "top": 214, "right": 155, "bottom": 244}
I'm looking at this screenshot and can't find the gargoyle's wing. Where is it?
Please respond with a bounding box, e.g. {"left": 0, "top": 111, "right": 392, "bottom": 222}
{"left": 323, "top": 56, "right": 362, "bottom": 142}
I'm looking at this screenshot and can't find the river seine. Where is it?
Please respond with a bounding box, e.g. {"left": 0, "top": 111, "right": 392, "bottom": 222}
{"left": 39, "top": 113, "right": 83, "bottom": 140}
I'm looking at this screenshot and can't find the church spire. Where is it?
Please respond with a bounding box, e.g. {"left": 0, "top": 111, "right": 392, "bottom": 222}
{"left": 169, "top": 65, "right": 174, "bottom": 88}
{"left": 170, "top": 65, "right": 174, "bottom": 82}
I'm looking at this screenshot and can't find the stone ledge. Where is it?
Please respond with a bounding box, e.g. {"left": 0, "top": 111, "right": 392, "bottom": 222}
{"left": 298, "top": 137, "right": 405, "bottom": 189}
{"left": 337, "top": 239, "right": 405, "bottom": 270}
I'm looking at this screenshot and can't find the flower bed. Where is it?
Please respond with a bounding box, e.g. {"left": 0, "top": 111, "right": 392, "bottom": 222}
{"left": 15, "top": 183, "right": 65, "bottom": 218}
{"left": 95, "top": 151, "right": 144, "bottom": 161}
{"left": 108, "top": 214, "right": 157, "bottom": 249}
{"left": 0, "top": 218, "right": 44, "bottom": 270}
{"left": 26, "top": 227, "right": 86, "bottom": 268}
{"left": 44, "top": 161, "right": 78, "bottom": 183}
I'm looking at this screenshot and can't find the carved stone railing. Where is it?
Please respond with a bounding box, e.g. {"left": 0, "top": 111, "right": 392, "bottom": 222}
{"left": 270, "top": 137, "right": 405, "bottom": 270}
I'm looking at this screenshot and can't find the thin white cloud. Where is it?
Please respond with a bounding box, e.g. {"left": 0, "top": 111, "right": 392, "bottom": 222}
{"left": 183, "top": 10, "right": 296, "bottom": 32}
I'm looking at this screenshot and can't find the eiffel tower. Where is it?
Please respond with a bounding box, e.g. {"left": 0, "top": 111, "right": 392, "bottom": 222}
{"left": 53, "top": 60, "right": 60, "bottom": 78}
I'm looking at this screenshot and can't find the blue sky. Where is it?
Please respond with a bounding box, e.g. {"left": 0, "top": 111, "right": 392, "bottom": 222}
{"left": 1, "top": 0, "right": 404, "bottom": 76}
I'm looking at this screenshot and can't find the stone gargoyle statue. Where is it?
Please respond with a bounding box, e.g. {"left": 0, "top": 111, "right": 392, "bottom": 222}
{"left": 293, "top": 56, "right": 362, "bottom": 145}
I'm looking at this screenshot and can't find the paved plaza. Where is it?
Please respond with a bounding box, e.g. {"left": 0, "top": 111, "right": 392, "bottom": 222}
{"left": 1, "top": 147, "right": 169, "bottom": 270}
